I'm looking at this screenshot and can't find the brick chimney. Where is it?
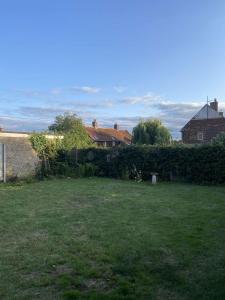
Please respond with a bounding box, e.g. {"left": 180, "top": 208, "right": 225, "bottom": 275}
{"left": 114, "top": 123, "right": 119, "bottom": 130}
{"left": 210, "top": 98, "right": 218, "bottom": 112}
{"left": 92, "top": 119, "right": 98, "bottom": 128}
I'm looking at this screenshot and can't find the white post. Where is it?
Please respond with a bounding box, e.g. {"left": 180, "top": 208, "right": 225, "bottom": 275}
{"left": 152, "top": 174, "right": 157, "bottom": 184}
{"left": 0, "top": 144, "right": 6, "bottom": 183}
{"left": 3, "top": 144, "right": 6, "bottom": 183}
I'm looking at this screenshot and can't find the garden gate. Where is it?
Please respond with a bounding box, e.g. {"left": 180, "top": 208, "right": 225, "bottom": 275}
{"left": 0, "top": 144, "right": 6, "bottom": 182}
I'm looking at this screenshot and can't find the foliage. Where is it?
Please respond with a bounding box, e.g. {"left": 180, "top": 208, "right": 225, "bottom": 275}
{"left": 132, "top": 118, "right": 171, "bottom": 145}
{"left": 130, "top": 165, "right": 143, "bottom": 182}
{"left": 48, "top": 113, "right": 92, "bottom": 150}
{"left": 51, "top": 162, "right": 97, "bottom": 178}
{"left": 211, "top": 132, "right": 225, "bottom": 147}
{"left": 30, "top": 133, "right": 48, "bottom": 158}
{"left": 30, "top": 133, "right": 63, "bottom": 158}
{"left": 30, "top": 133, "right": 63, "bottom": 178}
{"left": 75, "top": 144, "right": 225, "bottom": 184}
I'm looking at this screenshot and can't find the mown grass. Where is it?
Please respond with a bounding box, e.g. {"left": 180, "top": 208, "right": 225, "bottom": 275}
{"left": 0, "top": 178, "right": 225, "bottom": 299}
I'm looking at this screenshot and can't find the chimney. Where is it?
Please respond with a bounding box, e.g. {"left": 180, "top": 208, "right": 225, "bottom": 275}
{"left": 210, "top": 98, "right": 218, "bottom": 112}
{"left": 219, "top": 111, "right": 224, "bottom": 118}
{"left": 92, "top": 119, "right": 98, "bottom": 128}
{"left": 114, "top": 123, "right": 119, "bottom": 130}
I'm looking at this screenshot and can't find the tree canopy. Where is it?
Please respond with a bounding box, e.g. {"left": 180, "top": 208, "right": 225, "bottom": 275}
{"left": 132, "top": 119, "right": 171, "bottom": 145}
{"left": 48, "top": 113, "right": 92, "bottom": 150}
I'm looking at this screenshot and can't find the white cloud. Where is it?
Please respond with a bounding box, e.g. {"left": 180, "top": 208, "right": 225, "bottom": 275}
{"left": 14, "top": 85, "right": 101, "bottom": 99}
{"left": 70, "top": 86, "right": 101, "bottom": 94}
{"left": 19, "top": 106, "right": 77, "bottom": 118}
{"left": 0, "top": 115, "right": 50, "bottom": 131}
{"left": 113, "top": 86, "right": 127, "bottom": 93}
{"left": 121, "top": 92, "right": 163, "bottom": 105}
{"left": 50, "top": 88, "right": 62, "bottom": 95}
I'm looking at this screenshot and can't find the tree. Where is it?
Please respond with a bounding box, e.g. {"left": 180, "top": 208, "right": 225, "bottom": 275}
{"left": 48, "top": 113, "right": 92, "bottom": 150}
{"left": 211, "top": 132, "right": 225, "bottom": 147}
{"left": 132, "top": 119, "right": 171, "bottom": 145}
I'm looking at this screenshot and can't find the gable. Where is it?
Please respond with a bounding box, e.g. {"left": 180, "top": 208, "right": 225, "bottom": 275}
{"left": 193, "top": 104, "right": 220, "bottom": 120}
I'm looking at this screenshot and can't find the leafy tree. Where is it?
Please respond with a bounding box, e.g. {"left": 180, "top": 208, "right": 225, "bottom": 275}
{"left": 211, "top": 132, "right": 225, "bottom": 147}
{"left": 48, "top": 113, "right": 92, "bottom": 150}
{"left": 132, "top": 119, "right": 171, "bottom": 145}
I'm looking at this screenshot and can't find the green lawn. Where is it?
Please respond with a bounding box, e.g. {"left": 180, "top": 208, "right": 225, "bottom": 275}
{"left": 0, "top": 178, "right": 225, "bottom": 300}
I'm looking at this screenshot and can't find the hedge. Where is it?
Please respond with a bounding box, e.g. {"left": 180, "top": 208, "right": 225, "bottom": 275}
{"left": 70, "top": 145, "right": 225, "bottom": 184}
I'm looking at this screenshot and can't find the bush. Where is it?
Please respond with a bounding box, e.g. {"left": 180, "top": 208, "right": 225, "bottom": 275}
{"left": 75, "top": 145, "right": 225, "bottom": 184}
{"left": 33, "top": 144, "right": 225, "bottom": 184}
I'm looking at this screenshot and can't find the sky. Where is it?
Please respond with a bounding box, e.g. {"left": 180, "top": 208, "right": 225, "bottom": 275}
{"left": 1, "top": 0, "right": 225, "bottom": 138}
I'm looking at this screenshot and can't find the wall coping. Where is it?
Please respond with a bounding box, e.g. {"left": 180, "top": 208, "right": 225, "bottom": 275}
{"left": 0, "top": 132, "right": 63, "bottom": 139}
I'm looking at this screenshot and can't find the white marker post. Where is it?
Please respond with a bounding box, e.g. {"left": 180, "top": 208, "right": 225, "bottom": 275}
{"left": 0, "top": 144, "right": 6, "bottom": 183}
{"left": 151, "top": 172, "right": 158, "bottom": 184}
{"left": 3, "top": 144, "right": 6, "bottom": 183}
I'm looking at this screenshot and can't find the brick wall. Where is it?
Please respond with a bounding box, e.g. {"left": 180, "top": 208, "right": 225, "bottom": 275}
{"left": 0, "top": 136, "right": 39, "bottom": 180}
{"left": 182, "top": 118, "right": 225, "bottom": 144}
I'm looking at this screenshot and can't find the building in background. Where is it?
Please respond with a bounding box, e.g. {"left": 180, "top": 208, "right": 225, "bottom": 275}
{"left": 181, "top": 99, "right": 225, "bottom": 144}
{"left": 85, "top": 120, "right": 132, "bottom": 147}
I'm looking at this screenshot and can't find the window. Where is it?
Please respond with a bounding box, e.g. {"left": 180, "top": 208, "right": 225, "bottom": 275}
{"left": 197, "top": 132, "right": 204, "bottom": 141}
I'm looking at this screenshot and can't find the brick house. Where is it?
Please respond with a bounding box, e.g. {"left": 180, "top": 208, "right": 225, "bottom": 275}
{"left": 85, "top": 120, "right": 132, "bottom": 147}
{"left": 181, "top": 99, "right": 225, "bottom": 144}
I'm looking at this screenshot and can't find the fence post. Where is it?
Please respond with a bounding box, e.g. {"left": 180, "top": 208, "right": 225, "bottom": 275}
{"left": 0, "top": 144, "right": 6, "bottom": 183}
{"left": 3, "top": 144, "right": 6, "bottom": 183}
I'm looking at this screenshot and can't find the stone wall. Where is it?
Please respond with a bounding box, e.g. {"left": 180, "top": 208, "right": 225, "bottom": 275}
{"left": 0, "top": 136, "right": 39, "bottom": 180}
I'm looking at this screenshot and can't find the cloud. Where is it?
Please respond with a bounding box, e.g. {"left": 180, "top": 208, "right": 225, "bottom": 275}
{"left": 2, "top": 84, "right": 225, "bottom": 140}
{"left": 121, "top": 92, "right": 163, "bottom": 105}
{"left": 70, "top": 86, "right": 101, "bottom": 94}
{"left": 154, "top": 101, "right": 202, "bottom": 118}
{"left": 14, "top": 88, "right": 63, "bottom": 99}
{"left": 99, "top": 116, "right": 141, "bottom": 130}
{"left": 65, "top": 99, "right": 113, "bottom": 109}
{"left": 0, "top": 115, "right": 50, "bottom": 131}
{"left": 19, "top": 106, "right": 77, "bottom": 118}
{"left": 13, "top": 85, "right": 101, "bottom": 99}
{"left": 113, "top": 86, "right": 127, "bottom": 93}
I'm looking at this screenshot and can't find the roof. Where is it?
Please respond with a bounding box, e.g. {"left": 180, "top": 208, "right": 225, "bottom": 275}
{"left": 85, "top": 127, "right": 132, "bottom": 144}
{"left": 181, "top": 102, "right": 224, "bottom": 132}
{"left": 192, "top": 104, "right": 221, "bottom": 120}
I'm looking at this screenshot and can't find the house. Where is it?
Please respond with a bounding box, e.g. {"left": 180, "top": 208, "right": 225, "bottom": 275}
{"left": 85, "top": 120, "right": 132, "bottom": 147}
{"left": 181, "top": 99, "right": 225, "bottom": 144}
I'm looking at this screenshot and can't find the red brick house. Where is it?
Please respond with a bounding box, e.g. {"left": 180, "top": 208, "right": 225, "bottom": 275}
{"left": 181, "top": 99, "right": 225, "bottom": 144}
{"left": 85, "top": 120, "right": 132, "bottom": 147}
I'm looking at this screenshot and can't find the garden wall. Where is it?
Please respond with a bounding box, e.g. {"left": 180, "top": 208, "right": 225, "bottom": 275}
{"left": 0, "top": 134, "right": 39, "bottom": 180}
{"left": 72, "top": 145, "right": 225, "bottom": 184}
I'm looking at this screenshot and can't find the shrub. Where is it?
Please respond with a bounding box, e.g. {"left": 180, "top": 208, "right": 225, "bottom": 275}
{"left": 75, "top": 145, "right": 225, "bottom": 184}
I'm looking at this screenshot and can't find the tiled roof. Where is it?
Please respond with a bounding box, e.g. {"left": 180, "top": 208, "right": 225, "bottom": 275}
{"left": 85, "top": 127, "right": 132, "bottom": 144}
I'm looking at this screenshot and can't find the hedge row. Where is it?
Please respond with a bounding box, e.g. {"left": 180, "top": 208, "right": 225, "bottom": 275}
{"left": 61, "top": 145, "right": 225, "bottom": 184}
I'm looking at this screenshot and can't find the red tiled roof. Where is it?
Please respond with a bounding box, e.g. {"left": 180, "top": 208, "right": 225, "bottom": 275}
{"left": 85, "top": 127, "right": 132, "bottom": 144}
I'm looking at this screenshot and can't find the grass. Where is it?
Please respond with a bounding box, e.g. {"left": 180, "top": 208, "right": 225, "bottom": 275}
{"left": 0, "top": 178, "right": 225, "bottom": 299}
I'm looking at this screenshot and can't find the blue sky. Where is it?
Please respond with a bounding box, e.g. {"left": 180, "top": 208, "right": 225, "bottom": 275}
{"left": 1, "top": 0, "right": 225, "bottom": 138}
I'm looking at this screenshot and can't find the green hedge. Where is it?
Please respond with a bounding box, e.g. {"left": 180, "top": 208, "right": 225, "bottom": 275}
{"left": 73, "top": 145, "right": 225, "bottom": 184}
